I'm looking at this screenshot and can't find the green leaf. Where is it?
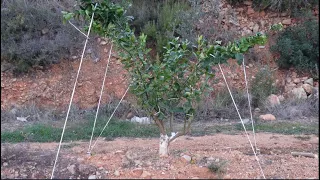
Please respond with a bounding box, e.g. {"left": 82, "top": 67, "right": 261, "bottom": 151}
{"left": 235, "top": 53, "right": 244, "bottom": 65}
{"left": 171, "top": 107, "right": 184, "bottom": 113}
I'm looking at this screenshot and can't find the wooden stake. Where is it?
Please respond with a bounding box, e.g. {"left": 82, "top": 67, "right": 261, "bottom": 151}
{"left": 291, "top": 152, "right": 318, "bottom": 158}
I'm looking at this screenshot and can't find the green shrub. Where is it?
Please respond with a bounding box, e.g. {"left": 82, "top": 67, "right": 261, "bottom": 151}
{"left": 139, "top": 0, "right": 190, "bottom": 54}
{"left": 271, "top": 17, "right": 319, "bottom": 75}
{"left": 126, "top": 0, "right": 237, "bottom": 55}
{"left": 1, "top": 0, "right": 83, "bottom": 74}
{"left": 250, "top": 66, "right": 277, "bottom": 108}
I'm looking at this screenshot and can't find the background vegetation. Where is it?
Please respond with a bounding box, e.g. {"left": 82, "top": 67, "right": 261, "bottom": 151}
{"left": 1, "top": 0, "right": 83, "bottom": 74}
{"left": 227, "top": 0, "right": 318, "bottom": 13}
{"left": 271, "top": 14, "right": 319, "bottom": 77}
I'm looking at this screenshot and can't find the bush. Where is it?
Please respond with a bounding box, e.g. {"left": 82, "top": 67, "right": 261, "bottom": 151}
{"left": 250, "top": 66, "right": 277, "bottom": 108}
{"left": 140, "top": 0, "right": 190, "bottom": 54}
{"left": 271, "top": 17, "right": 319, "bottom": 75}
{"left": 1, "top": 0, "right": 84, "bottom": 74}
{"left": 195, "top": 89, "right": 252, "bottom": 120}
{"left": 265, "top": 96, "right": 319, "bottom": 120}
{"left": 252, "top": 0, "right": 318, "bottom": 12}
{"left": 227, "top": 0, "right": 318, "bottom": 13}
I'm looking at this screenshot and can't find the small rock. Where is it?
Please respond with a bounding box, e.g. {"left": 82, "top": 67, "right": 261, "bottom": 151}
{"left": 67, "top": 164, "right": 77, "bottom": 175}
{"left": 131, "top": 116, "right": 152, "bottom": 124}
{"left": 115, "top": 150, "right": 125, "bottom": 155}
{"left": 285, "top": 83, "right": 296, "bottom": 92}
{"left": 249, "top": 63, "right": 253, "bottom": 68}
{"left": 293, "top": 78, "right": 300, "bottom": 84}
{"left": 291, "top": 87, "right": 307, "bottom": 99}
{"left": 302, "top": 84, "right": 313, "bottom": 95}
{"left": 286, "top": 77, "right": 292, "bottom": 83}
{"left": 41, "top": 28, "right": 49, "bottom": 35}
{"left": 88, "top": 175, "right": 96, "bottom": 179}
{"left": 304, "top": 78, "right": 314, "bottom": 86}
{"left": 16, "top": 116, "right": 29, "bottom": 122}
{"left": 259, "top": 114, "right": 276, "bottom": 121}
{"left": 278, "top": 95, "right": 285, "bottom": 102}
{"left": 207, "top": 157, "right": 215, "bottom": 162}
{"left": 282, "top": 19, "right": 291, "bottom": 25}
{"left": 253, "top": 24, "right": 259, "bottom": 33}
{"left": 140, "top": 170, "right": 152, "bottom": 178}
{"left": 254, "top": 108, "right": 261, "bottom": 113}
{"left": 132, "top": 168, "right": 143, "bottom": 177}
{"left": 100, "top": 41, "right": 107, "bottom": 45}
{"left": 3, "top": 162, "right": 8, "bottom": 167}
{"left": 182, "top": 155, "right": 192, "bottom": 162}
{"left": 114, "top": 170, "right": 120, "bottom": 177}
{"left": 126, "top": 112, "right": 134, "bottom": 119}
{"left": 71, "top": 56, "right": 78, "bottom": 60}
{"left": 191, "top": 177, "right": 200, "bottom": 179}
{"left": 134, "top": 160, "right": 142, "bottom": 166}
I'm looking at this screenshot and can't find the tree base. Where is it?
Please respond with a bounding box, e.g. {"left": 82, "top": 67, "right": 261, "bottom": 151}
{"left": 159, "top": 134, "right": 169, "bottom": 157}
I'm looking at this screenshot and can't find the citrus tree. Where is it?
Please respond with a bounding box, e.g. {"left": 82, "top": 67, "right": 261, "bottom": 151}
{"left": 64, "top": 0, "right": 267, "bottom": 157}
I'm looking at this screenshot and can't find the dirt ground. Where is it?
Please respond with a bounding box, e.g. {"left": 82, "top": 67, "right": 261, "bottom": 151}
{"left": 1, "top": 133, "right": 318, "bottom": 179}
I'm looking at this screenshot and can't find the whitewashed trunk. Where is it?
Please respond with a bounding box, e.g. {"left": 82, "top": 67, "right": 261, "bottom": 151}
{"left": 159, "top": 134, "right": 169, "bottom": 157}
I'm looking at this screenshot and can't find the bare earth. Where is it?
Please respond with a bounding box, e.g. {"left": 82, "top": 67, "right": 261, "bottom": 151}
{"left": 1, "top": 133, "right": 318, "bottom": 179}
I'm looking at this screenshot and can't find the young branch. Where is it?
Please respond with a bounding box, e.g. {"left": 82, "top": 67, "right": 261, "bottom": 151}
{"left": 170, "top": 113, "right": 173, "bottom": 133}
{"left": 169, "top": 115, "right": 193, "bottom": 143}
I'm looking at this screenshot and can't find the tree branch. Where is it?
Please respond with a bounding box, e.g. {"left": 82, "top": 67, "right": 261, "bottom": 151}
{"left": 169, "top": 115, "right": 193, "bottom": 143}
{"left": 153, "top": 116, "right": 166, "bottom": 135}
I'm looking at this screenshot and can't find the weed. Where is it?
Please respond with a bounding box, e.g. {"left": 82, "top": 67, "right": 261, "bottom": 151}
{"left": 195, "top": 88, "right": 251, "bottom": 120}
{"left": 1, "top": 131, "right": 25, "bottom": 143}
{"left": 294, "top": 135, "right": 311, "bottom": 141}
{"left": 1, "top": 118, "right": 159, "bottom": 143}
{"left": 250, "top": 66, "right": 277, "bottom": 108}
{"left": 61, "top": 143, "right": 79, "bottom": 149}
{"left": 237, "top": 121, "right": 319, "bottom": 135}
{"left": 208, "top": 160, "right": 228, "bottom": 178}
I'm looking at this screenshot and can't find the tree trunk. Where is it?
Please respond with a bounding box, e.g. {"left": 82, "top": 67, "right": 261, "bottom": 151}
{"left": 159, "top": 134, "right": 169, "bottom": 157}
